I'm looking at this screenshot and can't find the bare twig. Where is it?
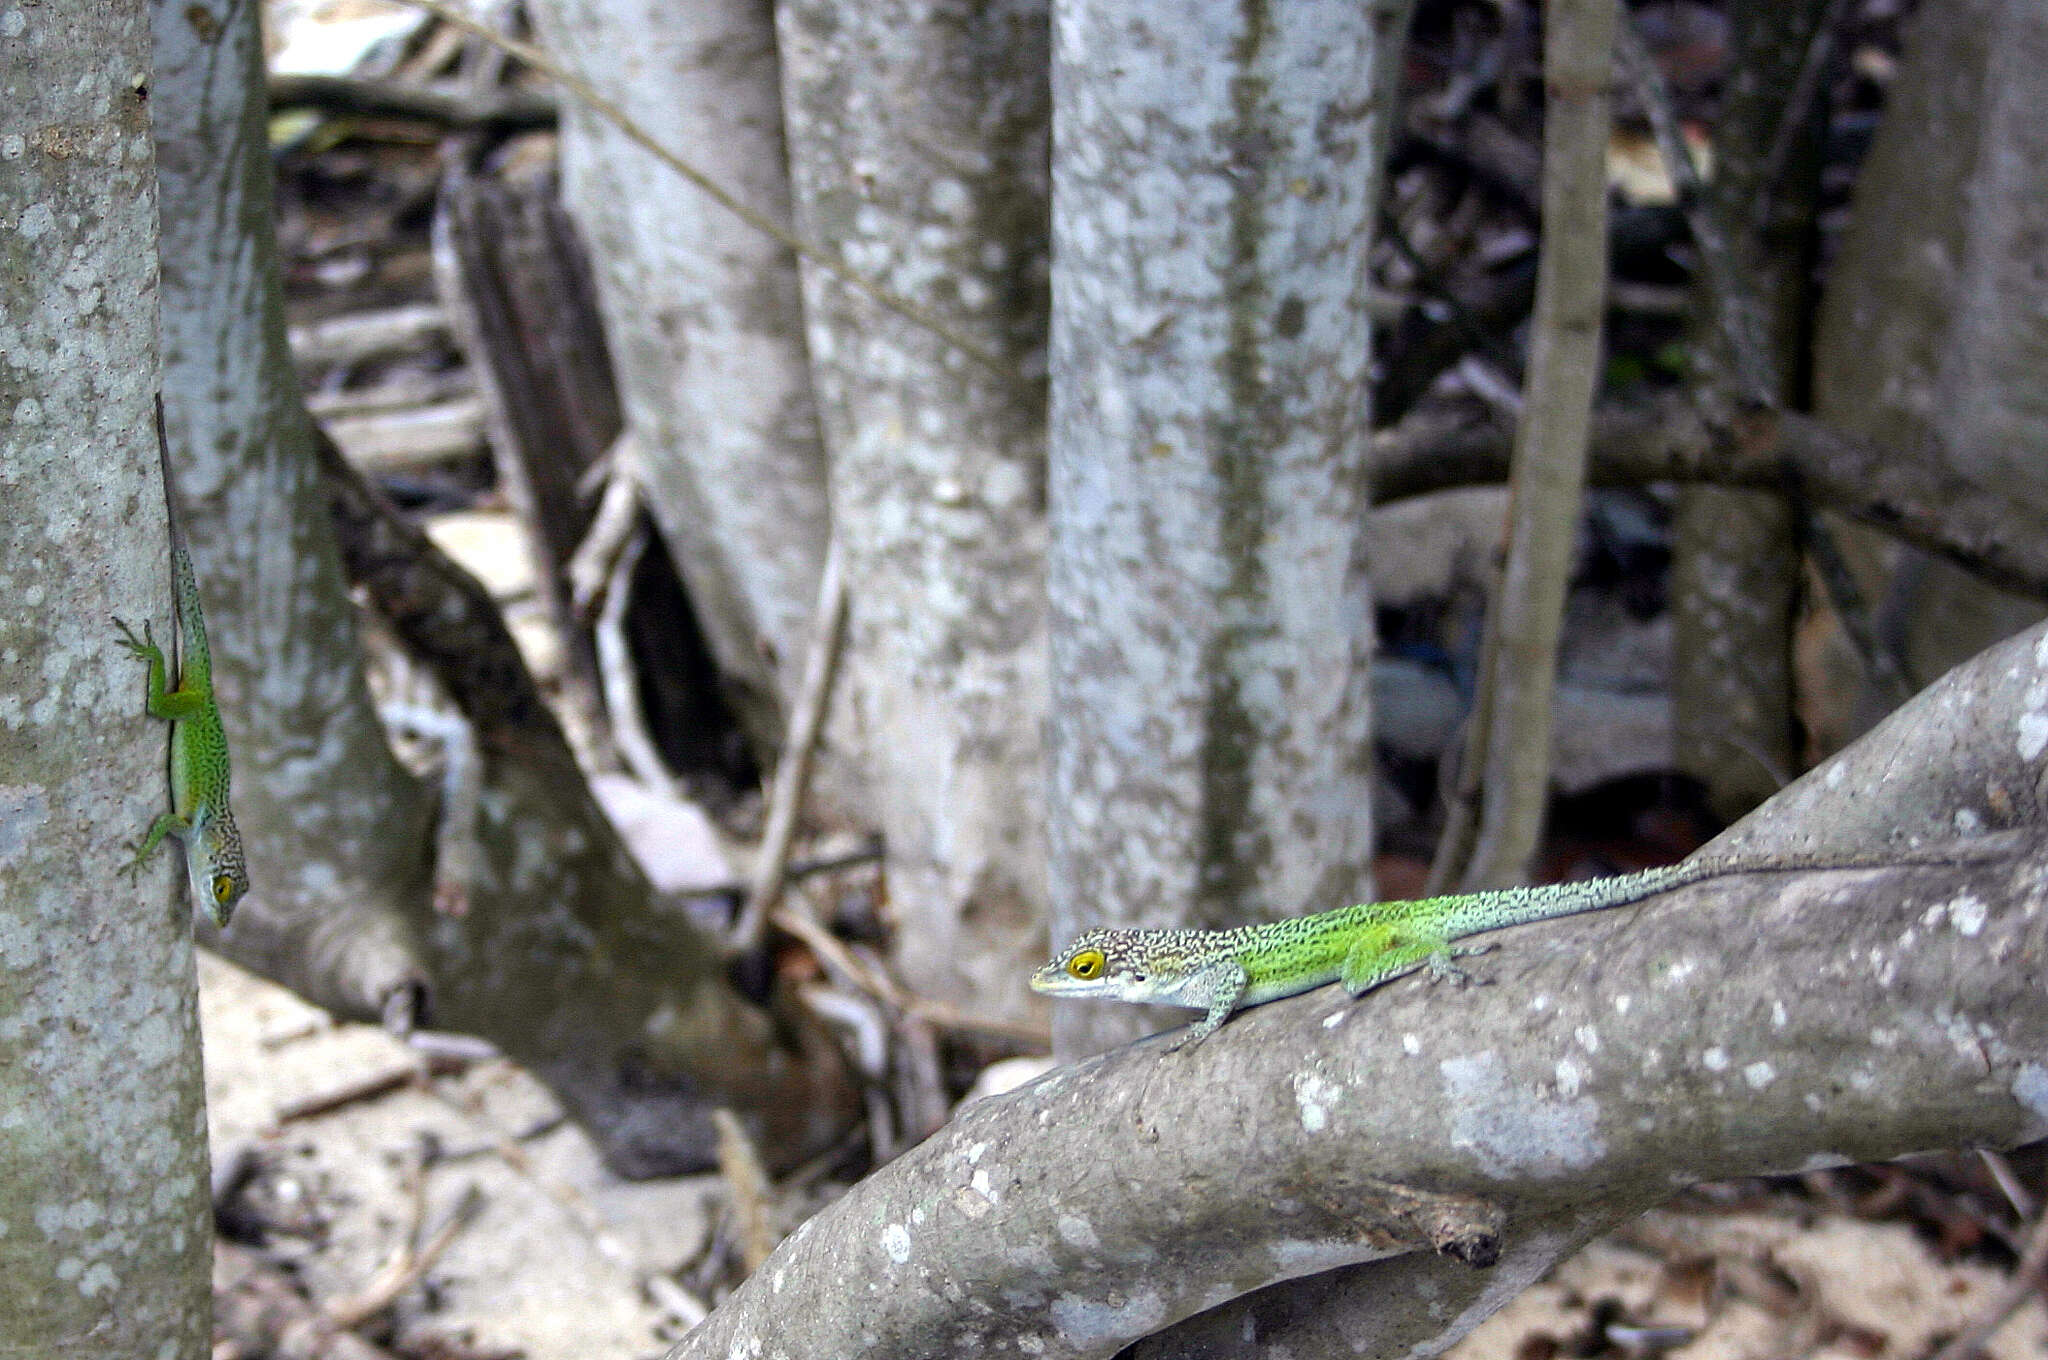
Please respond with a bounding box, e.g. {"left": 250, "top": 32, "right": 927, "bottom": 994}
{"left": 275, "top": 1063, "right": 423, "bottom": 1123}
{"left": 1799, "top": 509, "right": 1918, "bottom": 703}
{"left": 713, "top": 1110, "right": 779, "bottom": 1273}
{"left": 566, "top": 435, "right": 643, "bottom": 614}
{"left": 694, "top": 839, "right": 885, "bottom": 903}
{"left": 326, "top": 1183, "right": 487, "bottom": 1329}
{"left": 392, "top": 0, "right": 1003, "bottom": 373}
{"left": 770, "top": 906, "right": 1048, "bottom": 1047}
{"left": 1981, "top": 1149, "right": 2038, "bottom": 1220}
{"left": 731, "top": 538, "right": 848, "bottom": 954}
{"left": 1930, "top": 1205, "right": 2048, "bottom": 1360}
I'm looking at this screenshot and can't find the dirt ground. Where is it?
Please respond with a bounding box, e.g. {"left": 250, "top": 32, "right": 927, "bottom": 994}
{"left": 201, "top": 951, "right": 713, "bottom": 1360}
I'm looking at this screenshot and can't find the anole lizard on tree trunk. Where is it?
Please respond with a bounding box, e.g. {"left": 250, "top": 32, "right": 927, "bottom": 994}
{"left": 1033, "top": 850, "right": 1977, "bottom": 1049}
{"left": 113, "top": 397, "right": 249, "bottom": 927}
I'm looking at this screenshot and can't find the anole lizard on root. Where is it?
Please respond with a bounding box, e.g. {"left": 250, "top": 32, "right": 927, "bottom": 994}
{"left": 1033, "top": 849, "right": 1983, "bottom": 1049}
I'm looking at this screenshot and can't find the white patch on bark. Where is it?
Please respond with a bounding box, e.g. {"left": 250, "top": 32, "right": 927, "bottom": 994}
{"left": 1440, "top": 1051, "right": 1604, "bottom": 1177}
{"left": 1295, "top": 1071, "right": 1347, "bottom": 1132}
{"left": 1049, "top": 1287, "right": 1168, "bottom": 1348}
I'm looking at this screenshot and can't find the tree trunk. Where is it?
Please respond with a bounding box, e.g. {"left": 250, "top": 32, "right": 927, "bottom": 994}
{"left": 1043, "top": 0, "right": 1404, "bottom": 1055}
{"left": 665, "top": 620, "right": 2048, "bottom": 1359}
{"left": 1667, "top": 0, "right": 1829, "bottom": 821}
{"left": 0, "top": 4, "right": 212, "bottom": 1349}
{"left": 779, "top": 0, "right": 1053, "bottom": 1025}
{"left": 531, "top": 0, "right": 832, "bottom": 758}
{"left": 1807, "top": 0, "right": 2048, "bottom": 752}
{"left": 151, "top": 0, "right": 857, "bottom": 1177}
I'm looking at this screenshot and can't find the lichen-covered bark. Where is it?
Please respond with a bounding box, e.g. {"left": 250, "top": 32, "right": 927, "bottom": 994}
{"left": 0, "top": 5, "right": 212, "bottom": 1350}
{"left": 150, "top": 0, "right": 856, "bottom": 1176}
{"left": 1809, "top": 0, "right": 2048, "bottom": 743}
{"left": 667, "top": 622, "right": 2048, "bottom": 1359}
{"left": 531, "top": 0, "right": 831, "bottom": 754}
{"left": 778, "top": 0, "right": 1052, "bottom": 1022}
{"left": 1046, "top": 0, "right": 1405, "bottom": 1053}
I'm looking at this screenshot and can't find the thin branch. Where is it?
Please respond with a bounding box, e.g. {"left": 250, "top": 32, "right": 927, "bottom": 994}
{"left": 392, "top": 0, "right": 1004, "bottom": 374}
{"left": 1369, "top": 401, "right": 2048, "bottom": 604}
{"left": 592, "top": 531, "right": 679, "bottom": 791}
{"left": 1438, "top": 0, "right": 1619, "bottom": 891}
{"left": 731, "top": 538, "right": 848, "bottom": 954}
{"left": 268, "top": 72, "right": 559, "bottom": 131}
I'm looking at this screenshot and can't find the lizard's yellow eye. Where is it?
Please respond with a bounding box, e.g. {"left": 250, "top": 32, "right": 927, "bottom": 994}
{"left": 1067, "top": 949, "right": 1106, "bottom": 980}
{"left": 212, "top": 875, "right": 236, "bottom": 903}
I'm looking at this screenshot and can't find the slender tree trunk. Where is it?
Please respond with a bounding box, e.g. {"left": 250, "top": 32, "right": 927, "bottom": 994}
{"left": 1045, "top": 0, "right": 1403, "bottom": 1057}
{"left": 150, "top": 0, "right": 857, "bottom": 1176}
{"left": 1445, "top": 0, "right": 1618, "bottom": 891}
{"left": 531, "top": 0, "right": 832, "bottom": 757}
{"left": 1668, "top": 0, "right": 1829, "bottom": 821}
{"left": 779, "top": 0, "right": 1053, "bottom": 1024}
{"left": 0, "top": 5, "right": 212, "bottom": 1350}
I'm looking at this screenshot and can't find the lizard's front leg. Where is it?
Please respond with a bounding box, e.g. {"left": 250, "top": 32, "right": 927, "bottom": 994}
{"left": 1167, "top": 960, "right": 1250, "bottom": 1050}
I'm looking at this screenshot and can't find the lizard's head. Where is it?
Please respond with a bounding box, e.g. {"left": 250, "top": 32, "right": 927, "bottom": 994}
{"left": 189, "top": 807, "right": 250, "bottom": 929}
{"left": 1031, "top": 928, "right": 1185, "bottom": 1004}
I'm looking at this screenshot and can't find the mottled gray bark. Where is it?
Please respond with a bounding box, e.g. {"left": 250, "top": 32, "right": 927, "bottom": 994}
{"left": 532, "top": 0, "right": 831, "bottom": 754}
{"left": 667, "top": 622, "right": 2048, "bottom": 1359}
{"left": 1809, "top": 0, "right": 2048, "bottom": 745}
{"left": 150, "top": 0, "right": 856, "bottom": 1176}
{"left": 0, "top": 6, "right": 212, "bottom": 1351}
{"left": 1045, "top": 0, "right": 1402, "bottom": 1056}
{"left": 779, "top": 0, "right": 1052, "bottom": 1022}
{"left": 1668, "top": 0, "right": 1828, "bottom": 820}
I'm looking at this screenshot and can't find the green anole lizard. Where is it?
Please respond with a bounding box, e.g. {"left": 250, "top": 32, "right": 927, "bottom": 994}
{"left": 113, "top": 397, "right": 249, "bottom": 928}
{"left": 1032, "top": 851, "right": 1966, "bottom": 1048}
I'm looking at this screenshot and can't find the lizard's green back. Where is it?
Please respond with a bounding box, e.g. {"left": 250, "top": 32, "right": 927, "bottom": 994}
{"left": 1224, "top": 861, "right": 1702, "bottom": 1003}
{"left": 117, "top": 402, "right": 248, "bottom": 927}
